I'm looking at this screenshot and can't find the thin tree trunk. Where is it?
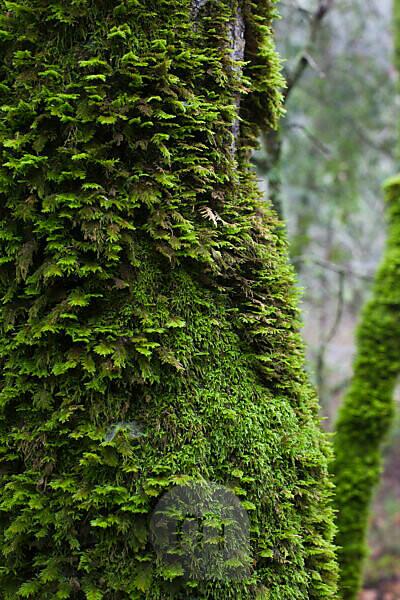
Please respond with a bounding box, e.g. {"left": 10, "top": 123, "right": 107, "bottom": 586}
{"left": 332, "top": 2, "right": 400, "bottom": 596}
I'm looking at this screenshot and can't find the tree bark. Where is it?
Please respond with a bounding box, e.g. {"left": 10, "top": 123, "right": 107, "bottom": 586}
{"left": 0, "top": 1, "right": 337, "bottom": 598}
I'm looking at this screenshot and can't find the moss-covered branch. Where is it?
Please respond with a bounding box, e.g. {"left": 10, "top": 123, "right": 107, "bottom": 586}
{"left": 332, "top": 3, "right": 400, "bottom": 589}
{"left": 333, "top": 177, "right": 400, "bottom": 598}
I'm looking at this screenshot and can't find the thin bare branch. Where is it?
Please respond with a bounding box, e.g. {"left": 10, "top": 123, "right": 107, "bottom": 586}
{"left": 287, "top": 121, "right": 332, "bottom": 156}
{"left": 284, "top": 0, "right": 335, "bottom": 103}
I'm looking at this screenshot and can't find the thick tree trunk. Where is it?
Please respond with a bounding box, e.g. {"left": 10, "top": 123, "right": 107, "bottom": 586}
{"left": 332, "top": 2, "right": 400, "bottom": 597}
{"left": 0, "top": 1, "right": 337, "bottom": 598}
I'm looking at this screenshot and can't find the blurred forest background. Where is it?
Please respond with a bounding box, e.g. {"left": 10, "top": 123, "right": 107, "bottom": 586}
{"left": 256, "top": 0, "right": 400, "bottom": 597}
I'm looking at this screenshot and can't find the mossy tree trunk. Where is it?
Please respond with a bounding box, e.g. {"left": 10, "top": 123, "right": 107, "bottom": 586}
{"left": 0, "top": 1, "right": 337, "bottom": 598}
{"left": 332, "top": 2, "right": 400, "bottom": 597}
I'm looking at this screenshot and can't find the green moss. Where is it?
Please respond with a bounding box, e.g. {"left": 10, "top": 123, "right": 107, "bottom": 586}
{"left": 333, "top": 1, "right": 400, "bottom": 596}
{"left": 0, "top": 1, "right": 337, "bottom": 598}
{"left": 333, "top": 180, "right": 400, "bottom": 599}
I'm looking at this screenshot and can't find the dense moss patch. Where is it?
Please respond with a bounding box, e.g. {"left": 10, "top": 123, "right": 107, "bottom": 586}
{"left": 333, "top": 177, "right": 400, "bottom": 599}
{"left": 0, "top": 1, "right": 337, "bottom": 598}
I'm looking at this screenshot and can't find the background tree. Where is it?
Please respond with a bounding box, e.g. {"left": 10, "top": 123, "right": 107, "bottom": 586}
{"left": 254, "top": 0, "right": 335, "bottom": 219}
{"left": 331, "top": 0, "right": 400, "bottom": 597}
{"left": 256, "top": 1, "right": 400, "bottom": 596}
{"left": 271, "top": 0, "right": 395, "bottom": 413}
{"left": 0, "top": 1, "right": 338, "bottom": 598}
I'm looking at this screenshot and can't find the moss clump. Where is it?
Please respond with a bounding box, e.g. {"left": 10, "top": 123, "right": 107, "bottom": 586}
{"left": 333, "top": 1, "right": 400, "bottom": 595}
{"left": 333, "top": 179, "right": 400, "bottom": 599}
{"left": 0, "top": 1, "right": 337, "bottom": 598}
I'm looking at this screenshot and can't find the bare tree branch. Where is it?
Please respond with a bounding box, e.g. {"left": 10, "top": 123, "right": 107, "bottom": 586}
{"left": 297, "top": 256, "right": 375, "bottom": 282}
{"left": 284, "top": 0, "right": 335, "bottom": 103}
{"left": 292, "top": 254, "right": 375, "bottom": 282}
{"left": 287, "top": 121, "right": 332, "bottom": 156}
{"left": 323, "top": 269, "right": 345, "bottom": 346}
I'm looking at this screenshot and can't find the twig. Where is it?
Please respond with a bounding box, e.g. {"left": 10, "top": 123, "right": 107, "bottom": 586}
{"left": 323, "top": 269, "right": 345, "bottom": 346}
{"left": 287, "top": 121, "right": 332, "bottom": 156}
{"left": 293, "top": 256, "right": 375, "bottom": 282}
{"left": 284, "top": 0, "right": 335, "bottom": 103}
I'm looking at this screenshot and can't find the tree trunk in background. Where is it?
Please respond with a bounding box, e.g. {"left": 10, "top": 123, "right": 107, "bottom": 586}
{"left": 257, "top": 129, "right": 283, "bottom": 219}
{"left": 0, "top": 1, "right": 337, "bottom": 598}
{"left": 332, "top": 182, "right": 400, "bottom": 598}
{"left": 332, "top": 2, "right": 400, "bottom": 597}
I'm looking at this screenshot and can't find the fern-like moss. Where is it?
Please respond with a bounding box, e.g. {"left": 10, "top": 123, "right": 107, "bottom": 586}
{"left": 0, "top": 1, "right": 337, "bottom": 598}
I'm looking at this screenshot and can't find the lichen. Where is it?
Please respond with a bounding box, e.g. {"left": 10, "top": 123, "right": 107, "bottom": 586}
{"left": 0, "top": 1, "right": 337, "bottom": 598}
